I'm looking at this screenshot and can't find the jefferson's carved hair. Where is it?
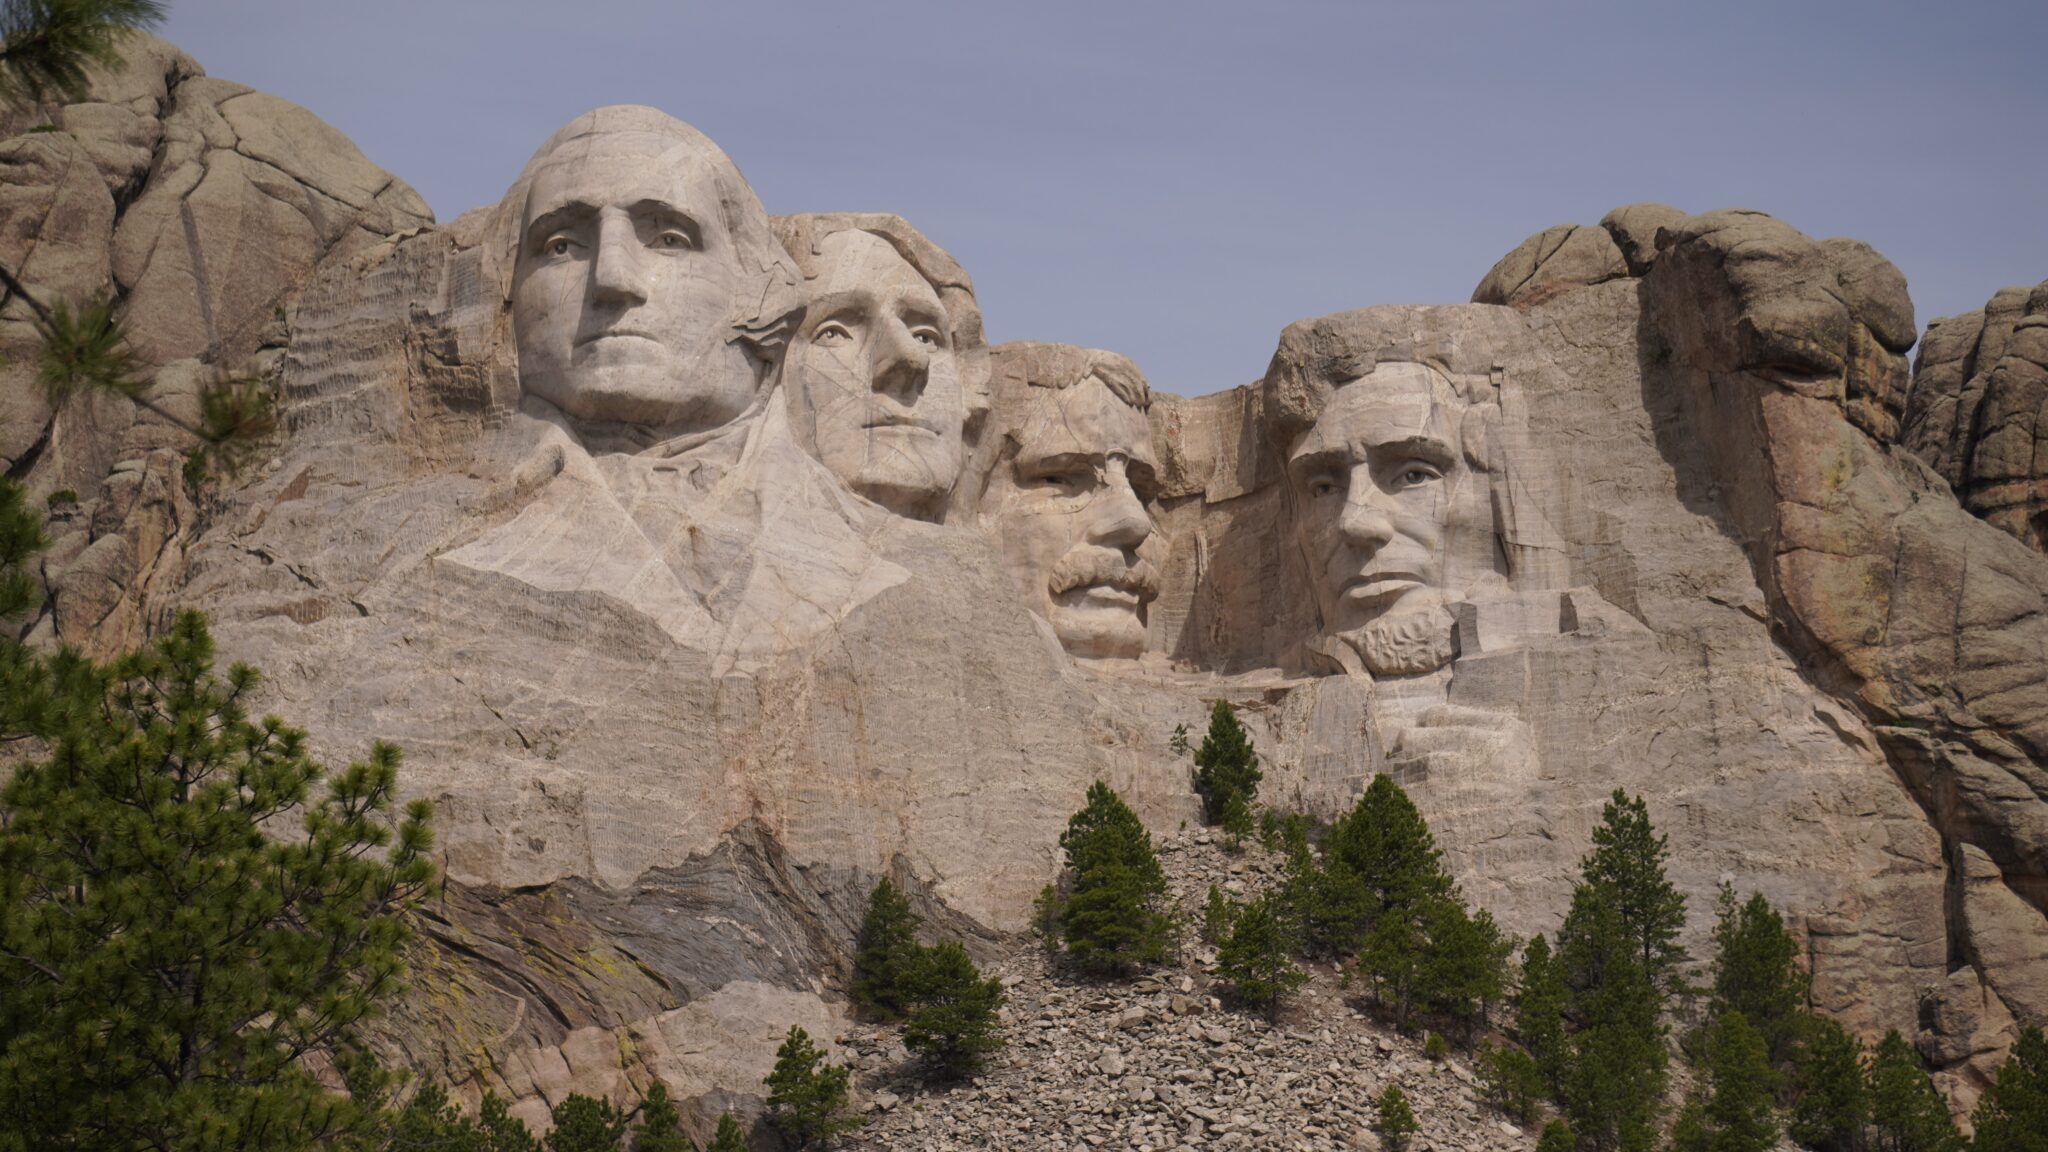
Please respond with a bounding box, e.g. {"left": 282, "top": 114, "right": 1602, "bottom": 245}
{"left": 771, "top": 212, "right": 992, "bottom": 423}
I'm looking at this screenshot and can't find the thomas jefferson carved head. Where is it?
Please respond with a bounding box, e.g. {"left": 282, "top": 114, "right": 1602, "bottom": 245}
{"left": 971, "top": 343, "right": 1163, "bottom": 660}
{"left": 504, "top": 106, "right": 801, "bottom": 439}
{"left": 773, "top": 214, "right": 989, "bottom": 520}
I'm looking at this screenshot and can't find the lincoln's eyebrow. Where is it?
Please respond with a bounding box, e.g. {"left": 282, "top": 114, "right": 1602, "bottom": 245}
{"left": 1287, "top": 445, "right": 1351, "bottom": 477}
{"left": 524, "top": 201, "right": 597, "bottom": 251}
{"left": 1367, "top": 434, "right": 1458, "bottom": 469}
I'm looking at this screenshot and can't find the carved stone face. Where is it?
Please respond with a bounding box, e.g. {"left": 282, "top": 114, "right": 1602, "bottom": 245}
{"left": 789, "top": 230, "right": 966, "bottom": 519}
{"left": 1286, "top": 362, "right": 1500, "bottom": 674}
{"left": 983, "top": 376, "right": 1162, "bottom": 659}
{"left": 512, "top": 130, "right": 758, "bottom": 432}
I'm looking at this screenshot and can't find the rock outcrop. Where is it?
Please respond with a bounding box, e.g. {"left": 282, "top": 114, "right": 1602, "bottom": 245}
{"left": 2, "top": 41, "right": 2043, "bottom": 1133}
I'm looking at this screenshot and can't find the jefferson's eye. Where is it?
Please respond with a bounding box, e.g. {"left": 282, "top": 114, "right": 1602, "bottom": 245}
{"left": 910, "top": 326, "right": 943, "bottom": 349}
{"left": 655, "top": 230, "right": 693, "bottom": 250}
{"left": 814, "top": 322, "right": 852, "bottom": 345}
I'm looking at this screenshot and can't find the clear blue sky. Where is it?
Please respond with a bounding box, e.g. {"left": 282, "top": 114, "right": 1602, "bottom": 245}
{"left": 161, "top": 1, "right": 2047, "bottom": 397}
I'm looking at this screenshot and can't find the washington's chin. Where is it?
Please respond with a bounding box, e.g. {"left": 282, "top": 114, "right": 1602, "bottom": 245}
{"left": 526, "top": 363, "right": 755, "bottom": 431}
{"left": 1049, "top": 591, "right": 1149, "bottom": 660}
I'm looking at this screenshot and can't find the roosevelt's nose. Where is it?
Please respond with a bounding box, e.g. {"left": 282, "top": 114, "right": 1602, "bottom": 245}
{"left": 589, "top": 212, "right": 648, "bottom": 307}
{"left": 869, "top": 320, "right": 931, "bottom": 404}
{"left": 1087, "top": 460, "right": 1152, "bottom": 549}
{"left": 1336, "top": 466, "right": 1395, "bottom": 550}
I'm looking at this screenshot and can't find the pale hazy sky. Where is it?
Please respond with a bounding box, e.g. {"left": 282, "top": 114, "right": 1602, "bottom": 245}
{"left": 161, "top": 1, "right": 2047, "bottom": 397}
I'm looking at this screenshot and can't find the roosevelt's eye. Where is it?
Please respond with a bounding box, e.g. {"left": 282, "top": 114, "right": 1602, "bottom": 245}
{"left": 654, "top": 229, "right": 694, "bottom": 251}
{"left": 1030, "top": 468, "right": 1090, "bottom": 493}
{"left": 813, "top": 321, "right": 853, "bottom": 345}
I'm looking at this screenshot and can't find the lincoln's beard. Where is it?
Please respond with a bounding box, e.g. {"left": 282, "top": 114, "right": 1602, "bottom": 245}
{"left": 1332, "top": 592, "right": 1458, "bottom": 677}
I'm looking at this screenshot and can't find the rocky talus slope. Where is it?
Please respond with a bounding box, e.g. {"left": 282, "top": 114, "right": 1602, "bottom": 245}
{"left": 839, "top": 831, "right": 1536, "bottom": 1152}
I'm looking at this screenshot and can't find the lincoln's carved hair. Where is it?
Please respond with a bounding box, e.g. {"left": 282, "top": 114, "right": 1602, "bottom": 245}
{"left": 772, "top": 211, "right": 992, "bottom": 425}
{"left": 489, "top": 105, "right": 805, "bottom": 370}
{"left": 1262, "top": 315, "right": 1572, "bottom": 593}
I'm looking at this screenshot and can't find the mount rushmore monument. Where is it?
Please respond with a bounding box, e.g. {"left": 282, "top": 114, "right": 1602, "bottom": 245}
{"left": 5, "top": 37, "right": 2047, "bottom": 1132}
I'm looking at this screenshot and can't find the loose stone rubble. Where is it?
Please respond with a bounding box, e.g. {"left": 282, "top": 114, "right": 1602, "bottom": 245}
{"left": 840, "top": 831, "right": 1532, "bottom": 1152}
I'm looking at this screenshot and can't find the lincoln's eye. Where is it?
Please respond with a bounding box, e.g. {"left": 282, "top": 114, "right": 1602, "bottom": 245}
{"left": 1309, "top": 477, "right": 1340, "bottom": 498}
{"left": 1391, "top": 462, "right": 1442, "bottom": 488}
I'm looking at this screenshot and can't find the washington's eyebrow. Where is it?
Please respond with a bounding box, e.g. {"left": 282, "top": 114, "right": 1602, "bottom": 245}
{"left": 524, "top": 201, "right": 597, "bottom": 250}
{"left": 630, "top": 199, "right": 702, "bottom": 244}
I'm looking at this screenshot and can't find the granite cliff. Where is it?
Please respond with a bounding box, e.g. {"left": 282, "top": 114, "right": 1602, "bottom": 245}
{"left": 2, "top": 37, "right": 2042, "bottom": 1137}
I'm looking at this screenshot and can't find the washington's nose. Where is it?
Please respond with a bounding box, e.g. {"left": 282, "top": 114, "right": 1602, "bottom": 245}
{"left": 1087, "top": 465, "right": 1152, "bottom": 549}
{"left": 1337, "top": 469, "right": 1395, "bottom": 549}
{"left": 589, "top": 214, "right": 648, "bottom": 307}
{"left": 869, "top": 321, "right": 931, "bottom": 404}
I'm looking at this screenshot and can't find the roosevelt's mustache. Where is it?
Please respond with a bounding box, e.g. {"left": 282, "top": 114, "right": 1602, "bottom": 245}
{"left": 1050, "top": 551, "right": 1161, "bottom": 600}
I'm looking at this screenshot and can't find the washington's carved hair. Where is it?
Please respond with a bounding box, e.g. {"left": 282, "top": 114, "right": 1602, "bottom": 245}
{"left": 489, "top": 104, "right": 805, "bottom": 368}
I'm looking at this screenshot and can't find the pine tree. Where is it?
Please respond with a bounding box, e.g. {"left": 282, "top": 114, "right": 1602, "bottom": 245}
{"left": 1865, "top": 1031, "right": 1962, "bottom": 1152}
{"left": 1672, "top": 1012, "right": 1780, "bottom": 1152}
{"left": 1477, "top": 1042, "right": 1546, "bottom": 1126}
{"left": 851, "top": 877, "right": 922, "bottom": 1019}
{"left": 1512, "top": 934, "right": 1568, "bottom": 1088}
{"left": 1048, "top": 782, "right": 1173, "bottom": 975}
{"left": 547, "top": 1094, "right": 631, "bottom": 1152}
{"left": 901, "top": 941, "right": 1007, "bottom": 1080}
{"left": 1202, "top": 882, "right": 1235, "bottom": 945}
{"left": 1788, "top": 1016, "right": 1868, "bottom": 1152}
{"left": 1191, "top": 700, "right": 1261, "bottom": 826}
{"left": 1707, "top": 885, "right": 1808, "bottom": 1066}
{"left": 629, "top": 1081, "right": 691, "bottom": 1152}
{"left": 1214, "top": 892, "right": 1307, "bottom": 1021}
{"left": 0, "top": 609, "right": 436, "bottom": 1152}
{"left": 1971, "top": 1025, "right": 2048, "bottom": 1152}
{"left": 1536, "top": 1119, "right": 1575, "bottom": 1152}
{"left": 763, "top": 1026, "right": 861, "bottom": 1150}
{"left": 1375, "top": 1084, "right": 1420, "bottom": 1150}
{"left": 1578, "top": 789, "right": 1688, "bottom": 999}
{"left": 1326, "top": 775, "right": 1454, "bottom": 915}
{"left": 1281, "top": 828, "right": 1372, "bottom": 962}
{"left": 702, "top": 1113, "right": 750, "bottom": 1152}
{"left": 1556, "top": 888, "right": 1667, "bottom": 1152}
{"left": 1420, "top": 900, "right": 1511, "bottom": 1041}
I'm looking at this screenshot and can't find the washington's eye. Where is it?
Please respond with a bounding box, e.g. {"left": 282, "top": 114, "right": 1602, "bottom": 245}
{"left": 544, "top": 236, "right": 575, "bottom": 257}
{"left": 655, "top": 230, "right": 693, "bottom": 250}
{"left": 814, "top": 321, "right": 852, "bottom": 345}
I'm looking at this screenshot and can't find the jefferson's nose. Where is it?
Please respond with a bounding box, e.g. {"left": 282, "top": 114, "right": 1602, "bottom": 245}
{"left": 589, "top": 213, "right": 648, "bottom": 307}
{"left": 1087, "top": 461, "right": 1152, "bottom": 549}
{"left": 869, "top": 321, "right": 931, "bottom": 404}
